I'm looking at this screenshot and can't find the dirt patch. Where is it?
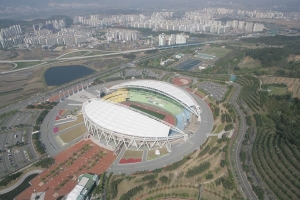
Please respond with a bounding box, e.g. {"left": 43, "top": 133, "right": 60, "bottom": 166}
{"left": 287, "top": 55, "right": 300, "bottom": 62}
{"left": 0, "top": 63, "right": 14, "bottom": 72}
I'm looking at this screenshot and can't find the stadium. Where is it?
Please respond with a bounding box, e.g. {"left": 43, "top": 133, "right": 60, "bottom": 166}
{"left": 82, "top": 80, "right": 202, "bottom": 151}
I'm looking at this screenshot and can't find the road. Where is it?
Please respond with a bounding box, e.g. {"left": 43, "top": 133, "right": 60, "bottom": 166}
{"left": 0, "top": 169, "right": 42, "bottom": 194}
{"left": 0, "top": 40, "right": 224, "bottom": 66}
{"left": 229, "top": 83, "right": 257, "bottom": 200}
{"left": 0, "top": 47, "right": 155, "bottom": 64}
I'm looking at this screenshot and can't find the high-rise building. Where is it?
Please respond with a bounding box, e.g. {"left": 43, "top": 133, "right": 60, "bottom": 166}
{"left": 253, "top": 23, "right": 264, "bottom": 32}
{"left": 168, "top": 34, "right": 176, "bottom": 45}
{"left": 175, "top": 33, "right": 186, "bottom": 44}
{"left": 159, "top": 33, "right": 166, "bottom": 46}
{"left": 245, "top": 22, "right": 253, "bottom": 32}
{"left": 238, "top": 21, "right": 245, "bottom": 30}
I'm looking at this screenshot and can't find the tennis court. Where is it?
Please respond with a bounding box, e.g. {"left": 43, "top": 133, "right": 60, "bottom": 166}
{"left": 174, "top": 59, "right": 201, "bottom": 71}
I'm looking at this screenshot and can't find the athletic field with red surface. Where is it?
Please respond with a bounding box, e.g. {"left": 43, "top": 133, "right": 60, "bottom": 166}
{"left": 121, "top": 102, "right": 176, "bottom": 126}
{"left": 15, "top": 140, "right": 116, "bottom": 200}
{"left": 172, "top": 78, "right": 192, "bottom": 86}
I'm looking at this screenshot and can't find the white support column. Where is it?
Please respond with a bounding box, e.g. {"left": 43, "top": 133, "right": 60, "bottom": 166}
{"left": 86, "top": 82, "right": 89, "bottom": 89}
{"left": 59, "top": 93, "right": 62, "bottom": 102}
{"left": 82, "top": 83, "right": 84, "bottom": 91}
{"left": 72, "top": 87, "right": 75, "bottom": 95}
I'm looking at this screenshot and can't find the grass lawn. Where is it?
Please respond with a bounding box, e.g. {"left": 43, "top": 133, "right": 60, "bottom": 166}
{"left": 238, "top": 59, "right": 261, "bottom": 69}
{"left": 59, "top": 124, "right": 87, "bottom": 143}
{"left": 88, "top": 51, "right": 114, "bottom": 56}
{"left": 60, "top": 51, "right": 90, "bottom": 58}
{"left": 15, "top": 61, "right": 42, "bottom": 69}
{"left": 130, "top": 105, "right": 166, "bottom": 120}
{"left": 213, "top": 124, "right": 225, "bottom": 134}
{"left": 204, "top": 47, "right": 232, "bottom": 58}
{"left": 122, "top": 150, "right": 143, "bottom": 159}
{"left": 147, "top": 147, "right": 169, "bottom": 160}
{"left": 58, "top": 114, "right": 83, "bottom": 131}
{"left": 268, "top": 86, "right": 287, "bottom": 95}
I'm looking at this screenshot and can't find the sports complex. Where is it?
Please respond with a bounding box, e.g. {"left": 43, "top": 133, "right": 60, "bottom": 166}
{"left": 40, "top": 78, "right": 213, "bottom": 171}
{"left": 83, "top": 80, "right": 202, "bottom": 151}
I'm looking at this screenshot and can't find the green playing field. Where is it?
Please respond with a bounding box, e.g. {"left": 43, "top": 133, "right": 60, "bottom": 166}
{"left": 130, "top": 105, "right": 166, "bottom": 120}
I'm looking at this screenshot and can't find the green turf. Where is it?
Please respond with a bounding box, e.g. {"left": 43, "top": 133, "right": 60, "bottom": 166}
{"left": 15, "top": 61, "right": 42, "bottom": 69}
{"left": 268, "top": 86, "right": 287, "bottom": 95}
{"left": 130, "top": 105, "right": 165, "bottom": 120}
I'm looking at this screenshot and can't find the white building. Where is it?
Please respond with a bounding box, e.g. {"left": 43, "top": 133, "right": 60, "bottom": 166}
{"left": 175, "top": 33, "right": 187, "bottom": 44}
{"left": 168, "top": 34, "right": 176, "bottom": 45}
{"left": 253, "top": 23, "right": 264, "bottom": 32}
{"left": 159, "top": 33, "right": 166, "bottom": 46}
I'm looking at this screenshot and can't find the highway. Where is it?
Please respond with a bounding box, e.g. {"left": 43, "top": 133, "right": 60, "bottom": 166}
{"left": 230, "top": 83, "right": 257, "bottom": 200}
{"left": 0, "top": 40, "right": 224, "bottom": 66}
{"left": 0, "top": 47, "right": 155, "bottom": 64}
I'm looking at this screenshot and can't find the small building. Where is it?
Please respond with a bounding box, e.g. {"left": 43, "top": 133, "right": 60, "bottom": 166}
{"left": 230, "top": 74, "right": 237, "bottom": 82}
{"left": 66, "top": 174, "right": 98, "bottom": 200}
{"left": 175, "top": 54, "right": 184, "bottom": 59}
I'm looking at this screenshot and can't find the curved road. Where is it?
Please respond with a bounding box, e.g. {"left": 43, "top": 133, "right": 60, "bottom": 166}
{"left": 0, "top": 169, "right": 42, "bottom": 194}
{"left": 230, "top": 83, "right": 257, "bottom": 200}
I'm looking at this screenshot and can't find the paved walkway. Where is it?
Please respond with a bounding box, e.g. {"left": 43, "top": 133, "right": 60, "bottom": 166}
{"left": 0, "top": 169, "right": 43, "bottom": 194}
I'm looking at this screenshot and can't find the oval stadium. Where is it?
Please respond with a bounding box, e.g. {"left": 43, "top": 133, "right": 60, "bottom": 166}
{"left": 82, "top": 80, "right": 203, "bottom": 151}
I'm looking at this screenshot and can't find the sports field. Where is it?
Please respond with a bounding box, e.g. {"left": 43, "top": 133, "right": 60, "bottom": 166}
{"left": 130, "top": 104, "right": 166, "bottom": 120}
{"left": 174, "top": 59, "right": 201, "bottom": 71}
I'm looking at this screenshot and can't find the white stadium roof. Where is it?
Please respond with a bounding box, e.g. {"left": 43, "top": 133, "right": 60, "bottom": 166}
{"left": 110, "top": 80, "right": 196, "bottom": 108}
{"left": 83, "top": 99, "right": 170, "bottom": 138}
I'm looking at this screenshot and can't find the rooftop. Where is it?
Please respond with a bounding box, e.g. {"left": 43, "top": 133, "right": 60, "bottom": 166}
{"left": 83, "top": 99, "right": 170, "bottom": 138}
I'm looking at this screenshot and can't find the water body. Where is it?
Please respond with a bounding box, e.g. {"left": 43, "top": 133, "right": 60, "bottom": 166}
{"left": 0, "top": 173, "right": 38, "bottom": 199}
{"left": 44, "top": 65, "right": 95, "bottom": 86}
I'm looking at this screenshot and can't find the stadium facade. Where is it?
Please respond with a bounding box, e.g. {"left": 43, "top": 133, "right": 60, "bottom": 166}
{"left": 82, "top": 80, "right": 202, "bottom": 150}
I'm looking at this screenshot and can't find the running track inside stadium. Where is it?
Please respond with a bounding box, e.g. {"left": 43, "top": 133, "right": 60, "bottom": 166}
{"left": 121, "top": 101, "right": 176, "bottom": 126}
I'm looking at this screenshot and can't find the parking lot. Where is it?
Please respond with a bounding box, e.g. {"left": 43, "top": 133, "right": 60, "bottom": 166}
{"left": 0, "top": 111, "right": 38, "bottom": 176}
{"left": 2, "top": 112, "right": 33, "bottom": 129}
{"left": 198, "top": 81, "right": 228, "bottom": 101}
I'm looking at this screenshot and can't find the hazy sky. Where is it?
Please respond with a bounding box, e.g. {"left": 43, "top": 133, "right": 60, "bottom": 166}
{"left": 1, "top": 0, "right": 300, "bottom": 8}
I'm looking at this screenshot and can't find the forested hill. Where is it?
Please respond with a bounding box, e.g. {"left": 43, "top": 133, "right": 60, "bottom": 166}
{"left": 267, "top": 94, "right": 300, "bottom": 150}
{"left": 241, "top": 35, "right": 300, "bottom": 78}
{"left": 0, "top": 15, "right": 73, "bottom": 29}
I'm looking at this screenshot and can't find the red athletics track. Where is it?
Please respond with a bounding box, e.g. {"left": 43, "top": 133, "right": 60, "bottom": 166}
{"left": 172, "top": 77, "right": 192, "bottom": 86}
{"left": 121, "top": 101, "right": 176, "bottom": 126}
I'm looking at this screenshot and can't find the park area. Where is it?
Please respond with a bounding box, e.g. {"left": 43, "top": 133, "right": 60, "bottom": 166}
{"left": 260, "top": 76, "right": 300, "bottom": 98}
{"left": 15, "top": 140, "right": 116, "bottom": 200}
{"left": 203, "top": 47, "right": 232, "bottom": 58}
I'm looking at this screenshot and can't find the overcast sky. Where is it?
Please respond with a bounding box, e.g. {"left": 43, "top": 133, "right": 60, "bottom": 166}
{"left": 1, "top": 0, "right": 300, "bottom": 8}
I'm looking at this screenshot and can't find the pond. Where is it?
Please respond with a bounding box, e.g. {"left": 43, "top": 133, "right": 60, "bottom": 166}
{"left": 0, "top": 173, "right": 38, "bottom": 199}
{"left": 44, "top": 65, "right": 95, "bottom": 86}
